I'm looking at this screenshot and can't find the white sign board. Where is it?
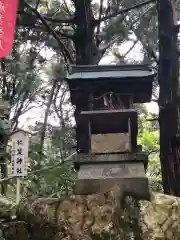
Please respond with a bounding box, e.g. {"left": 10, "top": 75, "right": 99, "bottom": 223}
{"left": 11, "top": 130, "right": 29, "bottom": 177}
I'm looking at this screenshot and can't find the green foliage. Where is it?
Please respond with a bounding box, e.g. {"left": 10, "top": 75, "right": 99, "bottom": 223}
{"left": 0, "top": 119, "right": 11, "bottom": 135}
{"left": 137, "top": 107, "right": 161, "bottom": 191}
{"left": 18, "top": 121, "right": 77, "bottom": 199}
{"left": 23, "top": 162, "right": 76, "bottom": 198}
{"left": 102, "top": 17, "right": 130, "bottom": 44}
{"left": 138, "top": 127, "right": 159, "bottom": 153}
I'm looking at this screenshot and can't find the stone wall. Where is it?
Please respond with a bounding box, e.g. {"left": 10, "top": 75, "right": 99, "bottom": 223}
{"left": 1, "top": 186, "right": 180, "bottom": 240}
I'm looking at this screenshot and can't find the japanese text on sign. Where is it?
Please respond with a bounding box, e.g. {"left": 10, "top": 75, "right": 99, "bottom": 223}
{"left": 11, "top": 131, "right": 29, "bottom": 177}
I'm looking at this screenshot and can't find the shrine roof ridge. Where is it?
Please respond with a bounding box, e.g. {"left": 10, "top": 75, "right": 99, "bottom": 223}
{"left": 70, "top": 63, "right": 153, "bottom": 73}
{"left": 66, "top": 63, "right": 156, "bottom": 80}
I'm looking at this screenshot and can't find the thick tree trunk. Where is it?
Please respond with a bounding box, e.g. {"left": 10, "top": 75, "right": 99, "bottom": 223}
{"left": 73, "top": 0, "right": 98, "bottom": 65}
{"left": 158, "top": 0, "right": 180, "bottom": 195}
{"left": 72, "top": 1, "right": 100, "bottom": 154}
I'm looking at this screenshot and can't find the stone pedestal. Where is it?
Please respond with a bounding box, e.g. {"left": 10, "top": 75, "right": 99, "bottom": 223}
{"left": 74, "top": 153, "right": 149, "bottom": 200}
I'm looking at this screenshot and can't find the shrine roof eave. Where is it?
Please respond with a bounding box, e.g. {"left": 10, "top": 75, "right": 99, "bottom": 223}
{"left": 66, "top": 71, "right": 156, "bottom": 81}
{"left": 66, "top": 64, "right": 157, "bottom": 81}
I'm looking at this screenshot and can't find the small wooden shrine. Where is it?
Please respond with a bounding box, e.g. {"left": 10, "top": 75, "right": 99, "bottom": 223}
{"left": 65, "top": 64, "right": 156, "bottom": 200}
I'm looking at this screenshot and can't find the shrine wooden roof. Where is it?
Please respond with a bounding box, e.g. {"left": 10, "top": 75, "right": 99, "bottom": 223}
{"left": 66, "top": 63, "right": 156, "bottom": 80}
{"left": 65, "top": 63, "right": 156, "bottom": 104}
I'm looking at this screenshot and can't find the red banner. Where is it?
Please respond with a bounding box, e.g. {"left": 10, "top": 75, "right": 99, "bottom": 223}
{"left": 0, "top": 0, "right": 18, "bottom": 58}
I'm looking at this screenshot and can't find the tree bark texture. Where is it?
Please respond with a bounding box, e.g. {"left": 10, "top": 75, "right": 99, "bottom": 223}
{"left": 2, "top": 187, "right": 180, "bottom": 240}
{"left": 73, "top": 0, "right": 98, "bottom": 65}
{"left": 39, "top": 78, "right": 57, "bottom": 154}
{"left": 158, "top": 0, "right": 180, "bottom": 196}
{"left": 71, "top": 1, "right": 99, "bottom": 153}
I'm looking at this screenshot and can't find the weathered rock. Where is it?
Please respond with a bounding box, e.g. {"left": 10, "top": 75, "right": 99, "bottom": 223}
{"left": 0, "top": 196, "right": 15, "bottom": 220}
{"left": 2, "top": 186, "right": 180, "bottom": 240}
{"left": 2, "top": 221, "right": 28, "bottom": 240}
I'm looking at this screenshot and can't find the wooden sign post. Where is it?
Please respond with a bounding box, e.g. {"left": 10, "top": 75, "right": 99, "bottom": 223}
{"left": 11, "top": 129, "right": 29, "bottom": 204}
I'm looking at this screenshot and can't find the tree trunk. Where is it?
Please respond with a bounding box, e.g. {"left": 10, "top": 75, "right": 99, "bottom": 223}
{"left": 158, "top": 0, "right": 180, "bottom": 195}
{"left": 73, "top": 0, "right": 99, "bottom": 65}
{"left": 0, "top": 99, "right": 10, "bottom": 196}
{"left": 39, "top": 79, "right": 57, "bottom": 153}
{"left": 0, "top": 135, "right": 9, "bottom": 196}
{"left": 72, "top": 2, "right": 100, "bottom": 154}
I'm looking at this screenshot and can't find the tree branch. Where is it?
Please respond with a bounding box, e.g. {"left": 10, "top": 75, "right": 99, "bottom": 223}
{"left": 55, "top": 30, "right": 74, "bottom": 39}
{"left": 18, "top": 10, "right": 75, "bottom": 24}
{"left": 42, "top": 15, "right": 75, "bottom": 24}
{"left": 0, "top": 152, "right": 76, "bottom": 184}
{"left": 96, "top": 0, "right": 104, "bottom": 46}
{"left": 122, "top": 39, "right": 139, "bottom": 58}
{"left": 146, "top": 118, "right": 159, "bottom": 121}
{"left": 94, "top": 0, "right": 156, "bottom": 24}
{"left": 53, "top": 85, "right": 62, "bottom": 122}
{"left": 24, "top": 2, "right": 74, "bottom": 64}
{"left": 148, "top": 149, "right": 159, "bottom": 155}
{"left": 63, "top": 0, "right": 73, "bottom": 16}
{"left": 123, "top": 15, "right": 158, "bottom": 62}
{"left": 35, "top": 0, "right": 41, "bottom": 10}
{"left": 99, "top": 36, "right": 121, "bottom": 53}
